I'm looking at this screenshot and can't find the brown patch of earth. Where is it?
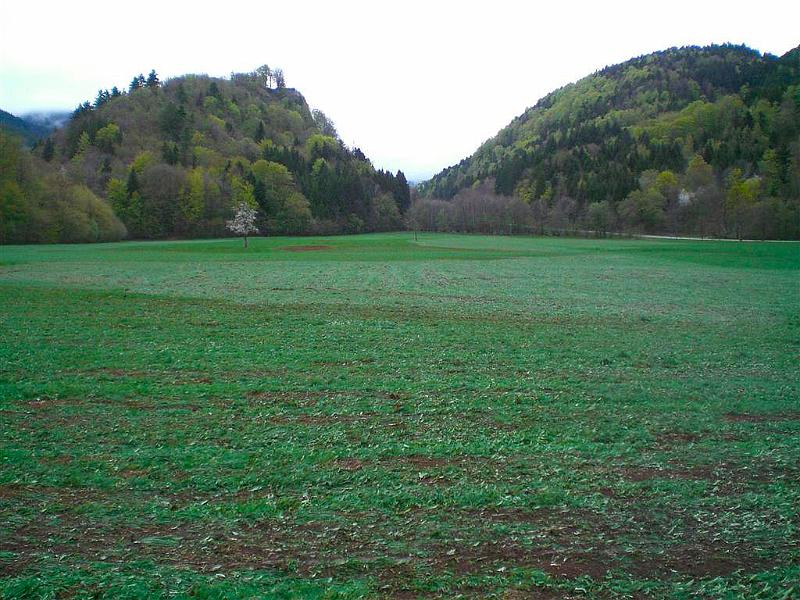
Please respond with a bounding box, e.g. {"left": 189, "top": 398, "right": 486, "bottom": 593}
{"left": 118, "top": 468, "right": 150, "bottom": 479}
{"left": 630, "top": 542, "right": 772, "bottom": 578}
{"left": 330, "top": 458, "right": 364, "bottom": 471}
{"left": 724, "top": 412, "right": 800, "bottom": 423}
{"left": 380, "top": 455, "right": 492, "bottom": 469}
{"left": 617, "top": 465, "right": 717, "bottom": 482}
{"left": 425, "top": 539, "right": 611, "bottom": 580}
{"left": 0, "top": 491, "right": 790, "bottom": 584}
{"left": 617, "top": 460, "right": 796, "bottom": 488}
{"left": 655, "top": 431, "right": 701, "bottom": 445}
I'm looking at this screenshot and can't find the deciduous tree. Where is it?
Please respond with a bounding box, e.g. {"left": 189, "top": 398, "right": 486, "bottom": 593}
{"left": 226, "top": 201, "right": 259, "bottom": 247}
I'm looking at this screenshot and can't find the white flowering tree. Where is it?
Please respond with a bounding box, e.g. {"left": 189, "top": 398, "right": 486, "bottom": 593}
{"left": 227, "top": 202, "right": 259, "bottom": 247}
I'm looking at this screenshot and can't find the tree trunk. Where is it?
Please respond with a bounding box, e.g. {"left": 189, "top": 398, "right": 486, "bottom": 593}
{"left": 243, "top": 235, "right": 248, "bottom": 248}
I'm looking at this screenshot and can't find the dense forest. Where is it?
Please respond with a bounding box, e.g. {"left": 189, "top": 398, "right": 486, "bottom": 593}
{"left": 1, "top": 66, "right": 410, "bottom": 243}
{"left": 417, "top": 44, "right": 800, "bottom": 239}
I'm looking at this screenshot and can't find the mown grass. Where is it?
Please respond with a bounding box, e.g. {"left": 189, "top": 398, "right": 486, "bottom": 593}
{"left": 1, "top": 232, "right": 799, "bottom": 599}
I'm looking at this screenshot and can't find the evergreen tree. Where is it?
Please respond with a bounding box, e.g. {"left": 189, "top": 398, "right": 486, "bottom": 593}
{"left": 129, "top": 75, "right": 143, "bottom": 93}
{"left": 176, "top": 83, "right": 188, "bottom": 104}
{"left": 254, "top": 121, "right": 265, "bottom": 143}
{"left": 146, "top": 69, "right": 160, "bottom": 89}
{"left": 126, "top": 168, "right": 139, "bottom": 196}
{"left": 394, "top": 170, "right": 411, "bottom": 212}
{"left": 42, "top": 138, "right": 55, "bottom": 162}
{"left": 95, "top": 89, "right": 110, "bottom": 108}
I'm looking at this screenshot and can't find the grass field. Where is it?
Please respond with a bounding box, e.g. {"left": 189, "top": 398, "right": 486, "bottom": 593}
{"left": 1, "top": 232, "right": 799, "bottom": 599}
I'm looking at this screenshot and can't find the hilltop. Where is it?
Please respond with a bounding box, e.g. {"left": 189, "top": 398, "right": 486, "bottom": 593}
{"left": 418, "top": 44, "right": 800, "bottom": 239}
{"left": 1, "top": 67, "right": 410, "bottom": 243}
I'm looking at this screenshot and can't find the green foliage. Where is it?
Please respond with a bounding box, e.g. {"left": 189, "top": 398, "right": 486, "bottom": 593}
{"left": 0, "top": 129, "right": 126, "bottom": 243}
{"left": 0, "top": 233, "right": 798, "bottom": 596}
{"left": 16, "top": 67, "right": 410, "bottom": 243}
{"left": 304, "top": 134, "right": 339, "bottom": 161}
{"left": 131, "top": 151, "right": 155, "bottom": 175}
{"left": 230, "top": 175, "right": 256, "bottom": 209}
{"left": 178, "top": 168, "right": 205, "bottom": 232}
{"left": 421, "top": 44, "right": 800, "bottom": 238}
{"left": 94, "top": 123, "right": 121, "bottom": 153}
{"left": 48, "top": 183, "right": 127, "bottom": 242}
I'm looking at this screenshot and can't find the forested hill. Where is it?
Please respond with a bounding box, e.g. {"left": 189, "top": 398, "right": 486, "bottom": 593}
{"left": 0, "top": 109, "right": 52, "bottom": 146}
{"left": 1, "top": 67, "right": 410, "bottom": 243}
{"left": 418, "top": 44, "right": 800, "bottom": 239}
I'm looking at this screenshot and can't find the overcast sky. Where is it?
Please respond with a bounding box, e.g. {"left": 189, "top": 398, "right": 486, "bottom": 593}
{"left": 1, "top": 1, "right": 797, "bottom": 181}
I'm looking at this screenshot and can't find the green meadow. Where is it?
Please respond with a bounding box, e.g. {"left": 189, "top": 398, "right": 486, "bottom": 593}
{"left": 1, "top": 233, "right": 798, "bottom": 598}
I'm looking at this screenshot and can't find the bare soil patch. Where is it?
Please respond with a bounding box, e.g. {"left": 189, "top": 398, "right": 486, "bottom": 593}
{"left": 724, "top": 412, "right": 800, "bottom": 423}
{"left": 655, "top": 431, "right": 702, "bottom": 445}
{"left": 380, "top": 454, "right": 492, "bottom": 469}
{"left": 1, "top": 499, "right": 789, "bottom": 584}
{"left": 330, "top": 458, "right": 364, "bottom": 471}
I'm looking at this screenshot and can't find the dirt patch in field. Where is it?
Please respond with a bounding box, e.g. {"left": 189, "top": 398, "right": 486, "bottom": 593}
{"left": 655, "top": 431, "right": 702, "bottom": 445}
{"left": 617, "top": 465, "right": 715, "bottom": 482}
{"left": 118, "top": 468, "right": 150, "bottom": 479}
{"left": 27, "top": 397, "right": 83, "bottom": 409}
{"left": 280, "top": 245, "right": 333, "bottom": 252}
{"left": 329, "top": 458, "right": 365, "bottom": 471}
{"left": 296, "top": 412, "right": 379, "bottom": 425}
{"left": 37, "top": 455, "right": 73, "bottom": 466}
{"left": 379, "top": 454, "right": 493, "bottom": 470}
{"left": 616, "top": 460, "right": 796, "bottom": 488}
{"left": 312, "top": 358, "right": 376, "bottom": 367}
{"left": 724, "top": 411, "right": 800, "bottom": 423}
{"left": 243, "top": 390, "right": 325, "bottom": 407}
{"left": 452, "top": 588, "right": 567, "bottom": 600}
{"left": 244, "top": 389, "right": 406, "bottom": 402}
{"left": 2, "top": 498, "right": 792, "bottom": 584}
{"left": 20, "top": 396, "right": 206, "bottom": 416}
{"left": 630, "top": 541, "right": 773, "bottom": 579}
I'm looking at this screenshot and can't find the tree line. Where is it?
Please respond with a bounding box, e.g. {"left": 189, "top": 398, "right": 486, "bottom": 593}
{"left": 419, "top": 44, "right": 800, "bottom": 239}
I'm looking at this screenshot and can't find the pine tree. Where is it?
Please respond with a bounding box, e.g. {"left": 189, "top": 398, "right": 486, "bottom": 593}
{"left": 176, "top": 83, "right": 188, "bottom": 104}
{"left": 146, "top": 69, "right": 160, "bottom": 88}
{"left": 126, "top": 168, "right": 139, "bottom": 196}
{"left": 254, "top": 121, "right": 265, "bottom": 143}
{"left": 42, "top": 138, "right": 55, "bottom": 162}
{"left": 129, "top": 75, "right": 143, "bottom": 93}
{"left": 95, "top": 89, "right": 110, "bottom": 108}
{"left": 394, "top": 170, "right": 411, "bottom": 212}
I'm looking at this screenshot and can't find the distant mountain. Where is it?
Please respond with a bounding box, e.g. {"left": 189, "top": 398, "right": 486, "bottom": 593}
{"left": 0, "top": 109, "right": 53, "bottom": 145}
{"left": 22, "top": 110, "right": 71, "bottom": 130}
{"left": 418, "top": 44, "right": 800, "bottom": 239}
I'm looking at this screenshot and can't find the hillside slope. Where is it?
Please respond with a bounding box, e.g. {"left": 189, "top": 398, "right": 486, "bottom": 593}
{"left": 3, "top": 67, "right": 410, "bottom": 243}
{"left": 418, "top": 44, "right": 800, "bottom": 238}
{"left": 0, "top": 109, "right": 52, "bottom": 146}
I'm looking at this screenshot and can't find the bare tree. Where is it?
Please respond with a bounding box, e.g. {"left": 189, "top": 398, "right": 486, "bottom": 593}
{"left": 274, "top": 68, "right": 286, "bottom": 89}
{"left": 227, "top": 202, "right": 259, "bottom": 247}
{"left": 255, "top": 65, "right": 273, "bottom": 89}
